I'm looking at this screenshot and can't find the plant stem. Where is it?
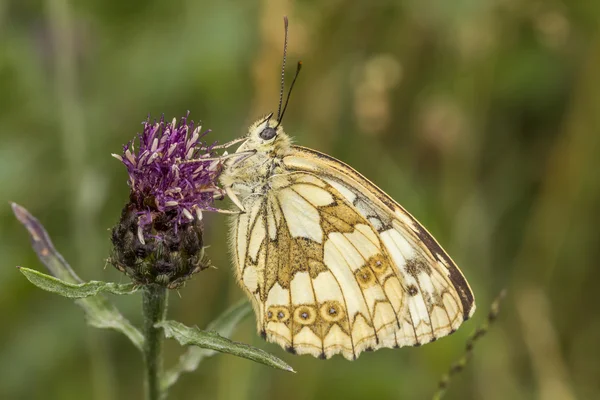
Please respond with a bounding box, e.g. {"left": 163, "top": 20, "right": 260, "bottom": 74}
{"left": 143, "top": 284, "right": 168, "bottom": 400}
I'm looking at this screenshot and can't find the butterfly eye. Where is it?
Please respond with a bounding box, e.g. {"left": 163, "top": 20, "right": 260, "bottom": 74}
{"left": 259, "top": 127, "right": 277, "bottom": 141}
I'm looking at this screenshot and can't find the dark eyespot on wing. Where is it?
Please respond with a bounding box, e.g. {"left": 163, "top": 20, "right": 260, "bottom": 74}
{"left": 407, "top": 285, "right": 419, "bottom": 297}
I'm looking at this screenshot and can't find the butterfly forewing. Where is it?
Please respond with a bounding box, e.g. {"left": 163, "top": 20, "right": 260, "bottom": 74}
{"left": 283, "top": 147, "right": 475, "bottom": 341}
{"left": 284, "top": 146, "right": 475, "bottom": 319}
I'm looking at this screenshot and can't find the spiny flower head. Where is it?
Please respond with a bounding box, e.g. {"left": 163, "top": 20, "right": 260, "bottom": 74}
{"left": 110, "top": 112, "right": 224, "bottom": 288}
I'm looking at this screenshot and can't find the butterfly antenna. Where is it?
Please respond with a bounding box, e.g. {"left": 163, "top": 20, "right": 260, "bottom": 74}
{"left": 276, "top": 16, "right": 289, "bottom": 121}
{"left": 276, "top": 61, "right": 302, "bottom": 128}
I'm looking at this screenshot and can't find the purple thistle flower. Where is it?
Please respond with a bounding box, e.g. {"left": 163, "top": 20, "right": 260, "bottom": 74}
{"left": 112, "top": 112, "right": 223, "bottom": 242}
{"left": 110, "top": 112, "right": 222, "bottom": 288}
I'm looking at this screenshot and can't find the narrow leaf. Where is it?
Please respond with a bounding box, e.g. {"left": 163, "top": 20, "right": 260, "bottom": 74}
{"left": 163, "top": 300, "right": 253, "bottom": 389}
{"left": 157, "top": 320, "right": 295, "bottom": 373}
{"left": 18, "top": 267, "right": 139, "bottom": 298}
{"left": 12, "top": 203, "right": 144, "bottom": 351}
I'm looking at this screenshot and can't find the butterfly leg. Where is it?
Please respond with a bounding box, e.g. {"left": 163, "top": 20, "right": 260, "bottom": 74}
{"left": 206, "top": 208, "right": 243, "bottom": 215}
{"left": 201, "top": 189, "right": 244, "bottom": 214}
{"left": 209, "top": 137, "right": 245, "bottom": 150}
{"left": 225, "top": 186, "right": 246, "bottom": 212}
{"left": 179, "top": 150, "right": 256, "bottom": 165}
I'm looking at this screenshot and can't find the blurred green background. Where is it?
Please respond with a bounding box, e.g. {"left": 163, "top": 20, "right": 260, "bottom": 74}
{"left": 1, "top": 0, "right": 599, "bottom": 399}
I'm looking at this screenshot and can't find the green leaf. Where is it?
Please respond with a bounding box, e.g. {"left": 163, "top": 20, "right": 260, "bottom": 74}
{"left": 157, "top": 320, "right": 295, "bottom": 374}
{"left": 162, "top": 300, "right": 253, "bottom": 389}
{"left": 12, "top": 203, "right": 144, "bottom": 351}
{"left": 18, "top": 267, "right": 139, "bottom": 298}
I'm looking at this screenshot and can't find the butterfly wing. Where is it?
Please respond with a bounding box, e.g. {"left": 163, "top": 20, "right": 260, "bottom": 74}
{"left": 231, "top": 146, "right": 475, "bottom": 360}
{"left": 284, "top": 146, "right": 476, "bottom": 328}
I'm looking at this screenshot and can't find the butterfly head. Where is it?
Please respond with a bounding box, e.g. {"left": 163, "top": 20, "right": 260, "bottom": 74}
{"left": 236, "top": 112, "right": 291, "bottom": 155}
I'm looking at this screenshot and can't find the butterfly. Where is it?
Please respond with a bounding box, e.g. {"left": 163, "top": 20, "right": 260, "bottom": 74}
{"left": 218, "top": 19, "right": 475, "bottom": 360}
